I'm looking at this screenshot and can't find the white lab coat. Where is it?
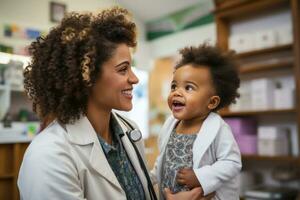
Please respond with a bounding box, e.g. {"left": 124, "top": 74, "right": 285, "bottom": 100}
{"left": 151, "top": 112, "right": 242, "bottom": 200}
{"left": 18, "top": 112, "right": 152, "bottom": 200}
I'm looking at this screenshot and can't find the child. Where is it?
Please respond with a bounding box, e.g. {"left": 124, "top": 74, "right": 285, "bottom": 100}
{"left": 151, "top": 44, "right": 242, "bottom": 200}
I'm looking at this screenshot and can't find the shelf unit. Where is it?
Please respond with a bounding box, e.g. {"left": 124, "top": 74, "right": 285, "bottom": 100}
{"left": 235, "top": 44, "right": 292, "bottom": 59}
{"left": 214, "top": 0, "right": 300, "bottom": 163}
{"left": 239, "top": 58, "right": 293, "bottom": 74}
{"left": 0, "top": 43, "right": 36, "bottom": 200}
{"left": 0, "top": 142, "right": 29, "bottom": 200}
{"left": 220, "top": 108, "right": 296, "bottom": 117}
{"left": 242, "top": 154, "right": 300, "bottom": 164}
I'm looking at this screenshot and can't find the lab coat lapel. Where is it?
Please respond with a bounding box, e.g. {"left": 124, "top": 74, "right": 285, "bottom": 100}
{"left": 113, "top": 112, "right": 141, "bottom": 171}
{"left": 193, "top": 112, "right": 221, "bottom": 167}
{"left": 66, "top": 116, "right": 122, "bottom": 190}
{"left": 113, "top": 112, "right": 151, "bottom": 200}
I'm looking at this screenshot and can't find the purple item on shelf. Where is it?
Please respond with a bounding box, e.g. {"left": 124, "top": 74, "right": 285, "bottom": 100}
{"left": 224, "top": 118, "right": 257, "bottom": 137}
{"left": 235, "top": 135, "right": 257, "bottom": 154}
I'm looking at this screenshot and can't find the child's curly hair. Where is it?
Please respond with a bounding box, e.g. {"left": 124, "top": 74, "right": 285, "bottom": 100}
{"left": 175, "top": 44, "right": 240, "bottom": 111}
{"left": 24, "top": 7, "right": 137, "bottom": 124}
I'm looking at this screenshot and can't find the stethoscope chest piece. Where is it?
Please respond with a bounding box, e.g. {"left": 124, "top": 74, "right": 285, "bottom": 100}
{"left": 128, "top": 129, "right": 142, "bottom": 142}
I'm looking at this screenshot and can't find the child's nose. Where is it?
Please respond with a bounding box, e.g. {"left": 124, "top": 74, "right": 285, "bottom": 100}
{"left": 173, "top": 89, "right": 183, "bottom": 96}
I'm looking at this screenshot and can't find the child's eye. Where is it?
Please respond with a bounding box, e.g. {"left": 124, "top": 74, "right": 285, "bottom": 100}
{"left": 185, "top": 85, "right": 194, "bottom": 91}
{"left": 171, "top": 84, "right": 177, "bottom": 91}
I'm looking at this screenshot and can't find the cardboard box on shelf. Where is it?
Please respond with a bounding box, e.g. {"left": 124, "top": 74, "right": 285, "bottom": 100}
{"left": 254, "top": 30, "right": 277, "bottom": 50}
{"left": 236, "top": 134, "right": 258, "bottom": 154}
{"left": 225, "top": 118, "right": 257, "bottom": 154}
{"left": 251, "top": 78, "right": 275, "bottom": 110}
{"left": 230, "top": 81, "right": 252, "bottom": 112}
{"left": 225, "top": 118, "right": 257, "bottom": 136}
{"left": 275, "top": 25, "right": 293, "bottom": 45}
{"left": 257, "top": 126, "right": 290, "bottom": 156}
{"left": 229, "top": 33, "right": 255, "bottom": 53}
{"left": 274, "top": 82, "right": 295, "bottom": 109}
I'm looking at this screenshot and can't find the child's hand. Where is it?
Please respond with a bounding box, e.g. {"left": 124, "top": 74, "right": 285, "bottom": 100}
{"left": 176, "top": 168, "right": 201, "bottom": 189}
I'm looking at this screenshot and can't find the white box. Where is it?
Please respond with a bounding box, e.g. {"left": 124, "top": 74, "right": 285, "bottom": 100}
{"left": 229, "top": 34, "right": 246, "bottom": 53}
{"left": 229, "top": 33, "right": 255, "bottom": 53}
{"left": 229, "top": 81, "right": 252, "bottom": 111}
{"left": 251, "top": 79, "right": 274, "bottom": 110}
{"left": 229, "top": 98, "right": 241, "bottom": 111}
{"left": 258, "top": 126, "right": 290, "bottom": 156}
{"left": 275, "top": 25, "right": 293, "bottom": 45}
{"left": 240, "top": 81, "right": 252, "bottom": 111}
{"left": 254, "top": 30, "right": 277, "bottom": 50}
{"left": 229, "top": 35, "right": 239, "bottom": 52}
{"left": 274, "top": 88, "right": 294, "bottom": 109}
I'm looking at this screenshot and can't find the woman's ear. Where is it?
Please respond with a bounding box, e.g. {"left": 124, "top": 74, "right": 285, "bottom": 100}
{"left": 208, "top": 95, "right": 220, "bottom": 110}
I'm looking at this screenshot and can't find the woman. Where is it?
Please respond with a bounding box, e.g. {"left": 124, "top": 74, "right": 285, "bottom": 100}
{"left": 18, "top": 7, "right": 208, "bottom": 200}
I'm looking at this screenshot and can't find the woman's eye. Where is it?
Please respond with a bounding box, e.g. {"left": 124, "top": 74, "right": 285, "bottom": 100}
{"left": 185, "top": 85, "right": 194, "bottom": 91}
{"left": 119, "top": 66, "right": 128, "bottom": 73}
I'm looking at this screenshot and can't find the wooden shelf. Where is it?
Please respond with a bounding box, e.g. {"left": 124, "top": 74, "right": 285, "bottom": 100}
{"left": 215, "top": 0, "right": 289, "bottom": 19}
{"left": 220, "top": 108, "right": 296, "bottom": 117}
{"left": 213, "top": 0, "right": 244, "bottom": 12}
{"left": 239, "top": 58, "right": 293, "bottom": 74}
{"left": 215, "top": 0, "right": 300, "bottom": 190}
{"left": 0, "top": 174, "right": 14, "bottom": 179}
{"left": 242, "top": 154, "right": 300, "bottom": 163}
{"left": 236, "top": 44, "right": 292, "bottom": 59}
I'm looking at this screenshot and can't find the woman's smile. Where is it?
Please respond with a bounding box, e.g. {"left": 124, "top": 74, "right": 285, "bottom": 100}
{"left": 121, "top": 88, "right": 133, "bottom": 99}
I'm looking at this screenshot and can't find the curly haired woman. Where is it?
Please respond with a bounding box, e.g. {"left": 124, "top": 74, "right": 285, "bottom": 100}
{"left": 17, "top": 7, "right": 207, "bottom": 200}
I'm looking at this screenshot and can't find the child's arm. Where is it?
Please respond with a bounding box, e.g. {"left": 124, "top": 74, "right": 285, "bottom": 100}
{"left": 192, "top": 124, "right": 242, "bottom": 196}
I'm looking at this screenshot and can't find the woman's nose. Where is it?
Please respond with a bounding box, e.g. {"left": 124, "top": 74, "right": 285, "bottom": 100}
{"left": 129, "top": 68, "right": 139, "bottom": 84}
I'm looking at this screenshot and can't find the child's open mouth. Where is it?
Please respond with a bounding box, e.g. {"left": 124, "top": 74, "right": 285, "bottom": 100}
{"left": 172, "top": 100, "right": 185, "bottom": 112}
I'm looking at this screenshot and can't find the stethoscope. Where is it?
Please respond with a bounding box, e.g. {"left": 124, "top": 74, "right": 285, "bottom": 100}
{"left": 116, "top": 113, "right": 158, "bottom": 200}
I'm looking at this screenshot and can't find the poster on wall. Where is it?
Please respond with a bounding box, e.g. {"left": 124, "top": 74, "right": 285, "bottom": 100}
{"left": 50, "top": 2, "right": 67, "bottom": 23}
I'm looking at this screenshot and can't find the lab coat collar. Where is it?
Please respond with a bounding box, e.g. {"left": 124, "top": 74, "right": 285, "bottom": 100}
{"left": 66, "top": 115, "right": 96, "bottom": 145}
{"left": 192, "top": 112, "right": 221, "bottom": 166}
{"left": 162, "top": 112, "right": 221, "bottom": 167}
{"left": 65, "top": 114, "right": 124, "bottom": 191}
{"left": 65, "top": 112, "right": 130, "bottom": 145}
{"left": 65, "top": 112, "right": 149, "bottom": 197}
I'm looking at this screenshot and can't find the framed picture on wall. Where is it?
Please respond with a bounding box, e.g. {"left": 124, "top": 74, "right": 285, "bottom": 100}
{"left": 50, "top": 2, "right": 66, "bottom": 23}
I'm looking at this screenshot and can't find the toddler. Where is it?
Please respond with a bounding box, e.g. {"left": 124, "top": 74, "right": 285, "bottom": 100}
{"left": 151, "top": 44, "right": 242, "bottom": 200}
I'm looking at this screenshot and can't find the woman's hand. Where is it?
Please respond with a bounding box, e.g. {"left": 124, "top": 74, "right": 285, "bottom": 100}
{"left": 164, "top": 187, "right": 215, "bottom": 200}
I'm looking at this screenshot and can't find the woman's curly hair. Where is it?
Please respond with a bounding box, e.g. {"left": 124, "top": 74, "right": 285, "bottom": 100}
{"left": 175, "top": 44, "right": 240, "bottom": 111}
{"left": 24, "top": 7, "right": 137, "bottom": 124}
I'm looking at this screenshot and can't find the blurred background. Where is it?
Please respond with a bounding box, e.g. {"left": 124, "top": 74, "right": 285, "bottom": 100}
{"left": 0, "top": 0, "right": 300, "bottom": 199}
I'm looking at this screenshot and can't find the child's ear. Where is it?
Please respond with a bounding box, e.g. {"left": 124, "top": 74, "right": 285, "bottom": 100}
{"left": 208, "top": 95, "right": 220, "bottom": 110}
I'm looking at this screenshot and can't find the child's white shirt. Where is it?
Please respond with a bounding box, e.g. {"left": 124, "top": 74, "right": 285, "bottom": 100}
{"left": 150, "top": 112, "right": 242, "bottom": 200}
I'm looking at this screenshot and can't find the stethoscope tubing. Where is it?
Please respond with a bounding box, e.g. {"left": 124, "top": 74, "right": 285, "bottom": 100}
{"left": 116, "top": 113, "right": 158, "bottom": 200}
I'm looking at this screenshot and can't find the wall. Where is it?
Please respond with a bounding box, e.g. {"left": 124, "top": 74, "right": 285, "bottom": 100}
{"left": 0, "top": 0, "right": 118, "bottom": 29}
{"left": 149, "top": 23, "right": 216, "bottom": 60}
{"left": 0, "top": 0, "right": 217, "bottom": 71}
{"left": 0, "top": 0, "right": 149, "bottom": 71}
